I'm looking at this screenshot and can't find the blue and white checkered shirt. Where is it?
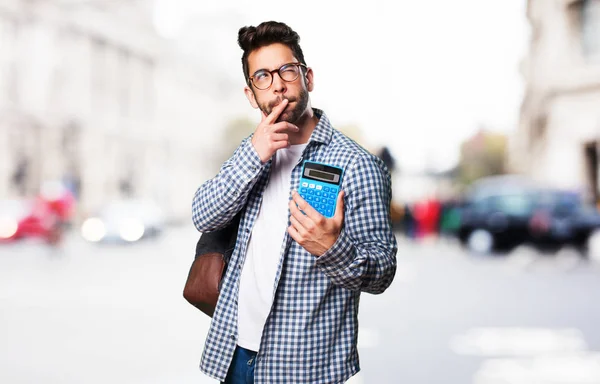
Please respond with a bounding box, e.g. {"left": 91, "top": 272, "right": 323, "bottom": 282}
{"left": 192, "top": 109, "right": 397, "bottom": 383}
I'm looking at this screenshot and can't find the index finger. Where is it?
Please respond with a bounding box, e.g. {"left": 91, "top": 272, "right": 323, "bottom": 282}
{"left": 264, "top": 99, "right": 289, "bottom": 124}
{"left": 291, "top": 190, "right": 322, "bottom": 221}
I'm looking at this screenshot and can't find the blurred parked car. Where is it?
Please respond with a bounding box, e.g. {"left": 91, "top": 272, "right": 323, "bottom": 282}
{"left": 0, "top": 198, "right": 62, "bottom": 244}
{"left": 0, "top": 182, "right": 75, "bottom": 245}
{"left": 81, "top": 199, "right": 165, "bottom": 243}
{"left": 456, "top": 175, "right": 600, "bottom": 255}
{"left": 529, "top": 190, "right": 600, "bottom": 249}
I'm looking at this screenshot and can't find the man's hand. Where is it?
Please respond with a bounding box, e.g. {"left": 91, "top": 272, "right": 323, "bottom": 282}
{"left": 288, "top": 190, "right": 345, "bottom": 257}
{"left": 251, "top": 99, "right": 300, "bottom": 163}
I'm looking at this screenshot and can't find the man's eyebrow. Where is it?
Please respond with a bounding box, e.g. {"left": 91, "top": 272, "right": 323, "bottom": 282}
{"left": 251, "top": 62, "right": 299, "bottom": 75}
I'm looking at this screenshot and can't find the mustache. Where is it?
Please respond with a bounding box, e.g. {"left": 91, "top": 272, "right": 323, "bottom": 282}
{"left": 269, "top": 97, "right": 296, "bottom": 109}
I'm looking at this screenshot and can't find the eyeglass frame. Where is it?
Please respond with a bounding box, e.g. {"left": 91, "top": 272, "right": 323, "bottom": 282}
{"left": 248, "top": 62, "right": 308, "bottom": 90}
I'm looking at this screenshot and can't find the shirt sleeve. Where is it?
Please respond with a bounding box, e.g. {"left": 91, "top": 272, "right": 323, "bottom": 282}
{"left": 191, "top": 136, "right": 265, "bottom": 233}
{"left": 315, "top": 153, "right": 398, "bottom": 294}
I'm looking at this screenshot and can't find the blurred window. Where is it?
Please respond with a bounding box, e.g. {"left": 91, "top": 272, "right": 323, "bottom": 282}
{"left": 495, "top": 194, "right": 533, "bottom": 216}
{"left": 0, "top": 17, "right": 19, "bottom": 104}
{"left": 536, "top": 191, "right": 581, "bottom": 215}
{"left": 472, "top": 196, "right": 494, "bottom": 213}
{"left": 118, "top": 49, "right": 131, "bottom": 118}
{"left": 582, "top": 0, "right": 600, "bottom": 61}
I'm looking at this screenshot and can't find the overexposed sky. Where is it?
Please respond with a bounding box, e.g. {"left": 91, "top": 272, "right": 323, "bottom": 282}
{"left": 154, "top": 0, "right": 529, "bottom": 173}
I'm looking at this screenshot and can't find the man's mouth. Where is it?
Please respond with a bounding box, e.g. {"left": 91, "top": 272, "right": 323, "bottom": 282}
{"left": 272, "top": 98, "right": 295, "bottom": 109}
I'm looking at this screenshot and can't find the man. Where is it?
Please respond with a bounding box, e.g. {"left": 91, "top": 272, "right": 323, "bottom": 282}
{"left": 192, "top": 21, "right": 397, "bottom": 384}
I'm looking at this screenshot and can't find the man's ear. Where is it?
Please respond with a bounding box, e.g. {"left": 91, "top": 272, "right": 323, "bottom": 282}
{"left": 244, "top": 86, "right": 259, "bottom": 109}
{"left": 305, "top": 67, "right": 314, "bottom": 92}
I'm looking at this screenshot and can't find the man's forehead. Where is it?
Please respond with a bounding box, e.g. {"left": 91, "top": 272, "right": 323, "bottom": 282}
{"left": 248, "top": 43, "right": 298, "bottom": 72}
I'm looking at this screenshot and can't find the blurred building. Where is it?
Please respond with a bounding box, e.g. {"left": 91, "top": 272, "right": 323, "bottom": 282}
{"left": 511, "top": 0, "right": 600, "bottom": 202}
{"left": 0, "top": 0, "right": 229, "bottom": 222}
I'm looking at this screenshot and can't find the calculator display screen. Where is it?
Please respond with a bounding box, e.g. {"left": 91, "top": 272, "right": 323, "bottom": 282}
{"left": 303, "top": 167, "right": 340, "bottom": 184}
{"left": 308, "top": 170, "right": 335, "bottom": 181}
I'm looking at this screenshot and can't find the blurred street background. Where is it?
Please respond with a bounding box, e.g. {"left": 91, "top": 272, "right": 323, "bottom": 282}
{"left": 2, "top": 0, "right": 600, "bottom": 383}
{"left": 2, "top": 230, "right": 600, "bottom": 384}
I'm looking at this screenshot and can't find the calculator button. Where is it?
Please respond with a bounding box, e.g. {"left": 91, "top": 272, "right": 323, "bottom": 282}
{"left": 309, "top": 183, "right": 315, "bottom": 189}
{"left": 323, "top": 186, "right": 329, "bottom": 192}
{"left": 307, "top": 189, "right": 314, "bottom": 195}
{"left": 302, "top": 182, "right": 308, "bottom": 187}
{"left": 319, "top": 204, "right": 326, "bottom": 210}
{"left": 300, "top": 188, "right": 307, "bottom": 194}
{"left": 326, "top": 209, "right": 333, "bottom": 216}
{"left": 328, "top": 199, "right": 335, "bottom": 206}
{"left": 316, "top": 185, "right": 322, "bottom": 190}
{"left": 315, "top": 191, "right": 322, "bottom": 197}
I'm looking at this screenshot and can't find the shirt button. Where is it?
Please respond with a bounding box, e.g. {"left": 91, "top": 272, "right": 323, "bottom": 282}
{"left": 245, "top": 228, "right": 250, "bottom": 233}
{"left": 230, "top": 334, "right": 236, "bottom": 341}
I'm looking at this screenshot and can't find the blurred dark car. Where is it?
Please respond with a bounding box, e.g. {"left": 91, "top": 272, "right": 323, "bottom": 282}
{"left": 529, "top": 190, "right": 600, "bottom": 249}
{"left": 456, "top": 175, "right": 600, "bottom": 254}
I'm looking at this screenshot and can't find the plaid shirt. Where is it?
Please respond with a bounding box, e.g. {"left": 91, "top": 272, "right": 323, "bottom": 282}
{"left": 192, "top": 109, "right": 397, "bottom": 384}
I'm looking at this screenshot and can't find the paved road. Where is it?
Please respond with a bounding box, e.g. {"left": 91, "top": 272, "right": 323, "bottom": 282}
{"left": 1, "top": 228, "right": 600, "bottom": 383}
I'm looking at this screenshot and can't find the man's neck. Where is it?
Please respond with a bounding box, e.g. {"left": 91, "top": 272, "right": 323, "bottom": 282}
{"left": 289, "top": 108, "right": 319, "bottom": 145}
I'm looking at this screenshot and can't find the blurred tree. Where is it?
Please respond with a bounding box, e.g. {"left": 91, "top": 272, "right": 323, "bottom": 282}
{"left": 458, "top": 128, "right": 508, "bottom": 185}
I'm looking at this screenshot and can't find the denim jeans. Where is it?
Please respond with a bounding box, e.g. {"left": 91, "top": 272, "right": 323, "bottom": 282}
{"left": 222, "top": 345, "right": 257, "bottom": 384}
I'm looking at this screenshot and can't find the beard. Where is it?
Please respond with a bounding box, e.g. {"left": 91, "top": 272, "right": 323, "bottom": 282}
{"left": 259, "top": 87, "right": 309, "bottom": 124}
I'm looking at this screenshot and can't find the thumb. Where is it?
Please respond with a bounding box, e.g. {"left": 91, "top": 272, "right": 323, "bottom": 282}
{"left": 334, "top": 190, "right": 345, "bottom": 223}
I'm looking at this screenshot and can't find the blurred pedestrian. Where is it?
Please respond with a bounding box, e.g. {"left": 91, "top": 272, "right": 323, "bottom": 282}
{"left": 413, "top": 197, "right": 441, "bottom": 239}
{"left": 191, "top": 21, "right": 397, "bottom": 384}
{"left": 402, "top": 203, "right": 416, "bottom": 239}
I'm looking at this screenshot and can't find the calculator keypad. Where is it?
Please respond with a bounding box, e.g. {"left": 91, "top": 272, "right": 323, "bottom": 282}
{"left": 299, "top": 182, "right": 337, "bottom": 217}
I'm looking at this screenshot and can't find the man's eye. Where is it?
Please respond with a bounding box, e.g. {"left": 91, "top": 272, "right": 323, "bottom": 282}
{"left": 255, "top": 72, "right": 269, "bottom": 80}
{"left": 281, "top": 66, "right": 296, "bottom": 73}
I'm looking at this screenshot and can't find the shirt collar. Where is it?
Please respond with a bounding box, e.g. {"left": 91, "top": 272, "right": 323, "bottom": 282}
{"left": 307, "top": 108, "right": 333, "bottom": 146}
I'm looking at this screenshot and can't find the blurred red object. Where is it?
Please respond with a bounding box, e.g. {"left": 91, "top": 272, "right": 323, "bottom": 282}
{"left": 0, "top": 181, "right": 76, "bottom": 244}
{"left": 413, "top": 198, "right": 442, "bottom": 238}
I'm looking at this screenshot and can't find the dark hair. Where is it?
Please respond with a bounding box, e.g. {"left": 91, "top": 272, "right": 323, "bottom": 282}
{"left": 238, "top": 21, "right": 307, "bottom": 84}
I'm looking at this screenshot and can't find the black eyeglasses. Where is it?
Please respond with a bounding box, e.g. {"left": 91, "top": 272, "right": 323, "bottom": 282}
{"left": 249, "top": 62, "right": 307, "bottom": 90}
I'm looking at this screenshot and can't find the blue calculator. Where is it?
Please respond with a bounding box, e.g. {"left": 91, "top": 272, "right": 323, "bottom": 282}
{"left": 298, "top": 161, "right": 344, "bottom": 218}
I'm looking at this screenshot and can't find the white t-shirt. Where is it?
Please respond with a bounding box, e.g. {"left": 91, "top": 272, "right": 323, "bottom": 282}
{"left": 237, "top": 143, "right": 307, "bottom": 352}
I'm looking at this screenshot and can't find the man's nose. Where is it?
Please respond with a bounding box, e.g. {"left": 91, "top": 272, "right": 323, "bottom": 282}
{"left": 271, "top": 72, "right": 287, "bottom": 93}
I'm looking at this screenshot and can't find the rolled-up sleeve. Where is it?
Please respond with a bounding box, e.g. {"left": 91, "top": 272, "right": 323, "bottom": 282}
{"left": 192, "top": 137, "right": 265, "bottom": 233}
{"left": 315, "top": 154, "right": 397, "bottom": 294}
